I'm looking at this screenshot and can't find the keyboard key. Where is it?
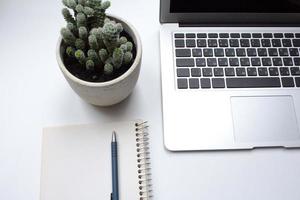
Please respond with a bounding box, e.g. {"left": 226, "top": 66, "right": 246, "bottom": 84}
{"left": 281, "top": 77, "right": 294, "bottom": 87}
{"left": 263, "top": 33, "right": 273, "bottom": 38}
{"left": 197, "top": 33, "right": 207, "bottom": 38}
{"left": 240, "top": 58, "right": 250, "bottom": 66}
{"left": 225, "top": 68, "right": 235, "bottom": 76}
{"left": 289, "top": 48, "right": 299, "bottom": 56}
{"left": 196, "top": 58, "right": 206, "bottom": 67}
{"left": 197, "top": 39, "right": 207, "bottom": 47}
{"left": 214, "top": 68, "right": 224, "bottom": 76}
{"left": 203, "top": 68, "right": 213, "bottom": 77}
{"left": 214, "top": 48, "right": 224, "bottom": 57}
{"left": 251, "top": 39, "right": 261, "bottom": 47}
{"left": 177, "top": 78, "right": 188, "bottom": 89}
{"left": 268, "top": 48, "right": 278, "bottom": 56}
{"left": 218, "top": 58, "right": 228, "bottom": 66}
{"left": 208, "top": 39, "right": 218, "bottom": 47}
{"left": 283, "top": 58, "right": 293, "bottom": 66}
{"left": 269, "top": 67, "right": 279, "bottom": 76}
{"left": 247, "top": 48, "right": 257, "bottom": 57}
{"left": 212, "top": 78, "right": 225, "bottom": 88}
{"left": 225, "top": 48, "right": 235, "bottom": 56}
{"left": 186, "top": 39, "right": 196, "bottom": 47}
{"left": 174, "top": 33, "right": 184, "bottom": 38}
{"left": 282, "top": 39, "right": 292, "bottom": 47}
{"left": 252, "top": 33, "right": 262, "bottom": 38}
{"left": 192, "top": 49, "right": 202, "bottom": 57}
{"left": 177, "top": 68, "right": 190, "bottom": 77}
{"left": 247, "top": 68, "right": 257, "bottom": 76}
{"left": 291, "top": 67, "right": 300, "bottom": 76}
{"left": 189, "top": 78, "right": 200, "bottom": 89}
{"left": 292, "top": 39, "right": 300, "bottom": 47}
{"left": 262, "top": 58, "right": 272, "bottom": 66}
{"left": 230, "top": 33, "right": 240, "bottom": 38}
{"left": 176, "top": 49, "right": 191, "bottom": 57}
{"left": 203, "top": 49, "right": 213, "bottom": 57}
{"left": 272, "top": 39, "right": 281, "bottom": 47}
{"left": 175, "top": 40, "right": 185, "bottom": 47}
{"left": 200, "top": 78, "right": 211, "bottom": 88}
{"left": 230, "top": 39, "right": 239, "bottom": 47}
{"left": 280, "top": 67, "right": 290, "bottom": 76}
{"left": 296, "top": 77, "right": 300, "bottom": 87}
{"left": 251, "top": 58, "right": 261, "bottom": 66}
{"left": 207, "top": 58, "right": 217, "bottom": 67}
{"left": 274, "top": 33, "right": 284, "bottom": 38}
{"left": 176, "top": 58, "right": 194, "bottom": 67}
{"left": 257, "top": 48, "right": 268, "bottom": 56}
{"left": 236, "top": 68, "right": 246, "bottom": 76}
{"left": 191, "top": 68, "right": 201, "bottom": 77}
{"left": 236, "top": 48, "right": 246, "bottom": 57}
{"left": 273, "top": 58, "right": 283, "bottom": 66}
{"left": 186, "top": 33, "right": 196, "bottom": 38}
{"left": 226, "top": 77, "right": 281, "bottom": 88}
{"left": 294, "top": 58, "right": 300, "bottom": 66}
{"left": 296, "top": 33, "right": 300, "bottom": 38}
{"left": 219, "top": 39, "right": 229, "bottom": 47}
{"left": 219, "top": 33, "right": 229, "bottom": 38}
{"left": 258, "top": 68, "right": 268, "bottom": 76}
{"left": 241, "top": 33, "right": 251, "bottom": 38}
{"left": 278, "top": 48, "right": 289, "bottom": 56}
{"left": 240, "top": 39, "right": 250, "bottom": 47}
{"left": 285, "top": 33, "right": 294, "bottom": 38}
{"left": 261, "top": 39, "right": 271, "bottom": 47}
{"left": 229, "top": 58, "right": 239, "bottom": 66}
{"left": 208, "top": 33, "right": 218, "bottom": 38}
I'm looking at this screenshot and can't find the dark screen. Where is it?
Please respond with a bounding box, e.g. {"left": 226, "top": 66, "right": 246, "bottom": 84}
{"left": 170, "top": 0, "right": 300, "bottom": 13}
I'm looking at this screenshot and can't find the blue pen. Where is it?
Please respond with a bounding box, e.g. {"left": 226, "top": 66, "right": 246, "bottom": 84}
{"left": 111, "top": 131, "right": 119, "bottom": 200}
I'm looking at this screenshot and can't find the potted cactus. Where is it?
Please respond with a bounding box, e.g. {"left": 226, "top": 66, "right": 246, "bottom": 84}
{"left": 57, "top": 0, "right": 142, "bottom": 106}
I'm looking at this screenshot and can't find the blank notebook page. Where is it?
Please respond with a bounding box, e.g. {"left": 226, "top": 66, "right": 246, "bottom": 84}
{"left": 40, "top": 121, "right": 144, "bottom": 200}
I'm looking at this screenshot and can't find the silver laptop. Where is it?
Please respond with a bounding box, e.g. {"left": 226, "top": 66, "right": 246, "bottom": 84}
{"left": 160, "top": 0, "right": 300, "bottom": 151}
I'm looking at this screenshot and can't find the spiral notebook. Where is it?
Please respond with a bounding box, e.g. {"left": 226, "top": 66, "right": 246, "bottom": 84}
{"left": 40, "top": 120, "right": 151, "bottom": 200}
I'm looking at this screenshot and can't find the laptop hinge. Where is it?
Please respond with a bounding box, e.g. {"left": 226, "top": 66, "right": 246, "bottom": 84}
{"left": 179, "top": 23, "right": 300, "bottom": 27}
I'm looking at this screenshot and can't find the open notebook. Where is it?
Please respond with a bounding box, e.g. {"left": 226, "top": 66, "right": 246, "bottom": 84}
{"left": 40, "top": 120, "right": 151, "bottom": 200}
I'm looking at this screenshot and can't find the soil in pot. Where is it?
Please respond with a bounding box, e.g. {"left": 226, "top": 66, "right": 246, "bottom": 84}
{"left": 62, "top": 31, "right": 137, "bottom": 83}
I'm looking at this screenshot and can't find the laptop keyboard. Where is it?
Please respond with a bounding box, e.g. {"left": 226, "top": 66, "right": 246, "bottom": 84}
{"left": 174, "top": 32, "right": 300, "bottom": 89}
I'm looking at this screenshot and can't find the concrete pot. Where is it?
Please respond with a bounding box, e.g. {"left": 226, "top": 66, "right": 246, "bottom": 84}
{"left": 56, "top": 15, "right": 142, "bottom": 106}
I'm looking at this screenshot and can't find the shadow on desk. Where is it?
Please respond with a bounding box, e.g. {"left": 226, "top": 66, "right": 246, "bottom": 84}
{"left": 83, "top": 90, "right": 136, "bottom": 120}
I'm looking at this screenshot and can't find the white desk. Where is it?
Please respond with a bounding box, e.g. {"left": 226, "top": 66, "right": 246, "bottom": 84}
{"left": 1, "top": 0, "right": 300, "bottom": 199}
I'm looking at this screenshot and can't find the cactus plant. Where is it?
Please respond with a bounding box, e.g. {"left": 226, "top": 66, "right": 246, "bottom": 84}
{"left": 60, "top": 0, "right": 134, "bottom": 79}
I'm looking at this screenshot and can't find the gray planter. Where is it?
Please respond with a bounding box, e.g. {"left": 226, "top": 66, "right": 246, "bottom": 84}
{"left": 56, "top": 15, "right": 142, "bottom": 106}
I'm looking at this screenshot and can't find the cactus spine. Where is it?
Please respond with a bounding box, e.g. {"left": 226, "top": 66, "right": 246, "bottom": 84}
{"left": 60, "top": 0, "right": 134, "bottom": 77}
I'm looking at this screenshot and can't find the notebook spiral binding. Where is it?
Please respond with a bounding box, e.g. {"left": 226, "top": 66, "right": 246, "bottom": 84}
{"left": 135, "top": 121, "right": 152, "bottom": 200}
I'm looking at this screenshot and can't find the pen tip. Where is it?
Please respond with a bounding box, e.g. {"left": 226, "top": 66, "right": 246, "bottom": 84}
{"left": 112, "top": 131, "right": 117, "bottom": 142}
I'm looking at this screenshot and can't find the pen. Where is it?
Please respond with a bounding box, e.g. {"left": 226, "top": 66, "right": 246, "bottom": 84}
{"left": 111, "top": 131, "right": 119, "bottom": 200}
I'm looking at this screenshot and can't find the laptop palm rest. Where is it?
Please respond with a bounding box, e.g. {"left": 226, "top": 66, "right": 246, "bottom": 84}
{"left": 231, "top": 96, "right": 300, "bottom": 146}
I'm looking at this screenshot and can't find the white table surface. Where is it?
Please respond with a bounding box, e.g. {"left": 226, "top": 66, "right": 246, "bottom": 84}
{"left": 1, "top": 0, "right": 300, "bottom": 200}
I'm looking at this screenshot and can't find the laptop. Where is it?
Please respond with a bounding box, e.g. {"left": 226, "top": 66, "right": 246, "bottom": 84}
{"left": 159, "top": 0, "right": 300, "bottom": 151}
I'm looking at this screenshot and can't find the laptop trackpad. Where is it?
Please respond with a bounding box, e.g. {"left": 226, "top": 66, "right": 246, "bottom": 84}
{"left": 231, "top": 96, "right": 300, "bottom": 144}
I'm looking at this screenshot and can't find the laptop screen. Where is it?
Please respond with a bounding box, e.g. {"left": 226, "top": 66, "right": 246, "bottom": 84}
{"left": 170, "top": 0, "right": 300, "bottom": 13}
{"left": 160, "top": 0, "right": 300, "bottom": 24}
